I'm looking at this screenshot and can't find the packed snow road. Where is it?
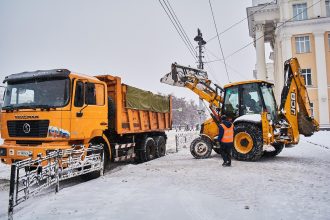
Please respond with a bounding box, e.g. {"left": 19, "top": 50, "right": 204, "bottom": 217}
{"left": 0, "top": 132, "right": 330, "bottom": 220}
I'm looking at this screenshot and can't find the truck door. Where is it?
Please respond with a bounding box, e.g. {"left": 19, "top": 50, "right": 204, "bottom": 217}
{"left": 71, "top": 80, "right": 107, "bottom": 140}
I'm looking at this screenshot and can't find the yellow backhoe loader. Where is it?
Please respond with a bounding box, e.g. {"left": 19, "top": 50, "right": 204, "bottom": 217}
{"left": 161, "top": 58, "right": 319, "bottom": 161}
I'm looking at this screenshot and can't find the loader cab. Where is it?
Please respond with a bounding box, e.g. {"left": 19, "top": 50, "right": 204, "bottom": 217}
{"left": 222, "top": 80, "right": 277, "bottom": 121}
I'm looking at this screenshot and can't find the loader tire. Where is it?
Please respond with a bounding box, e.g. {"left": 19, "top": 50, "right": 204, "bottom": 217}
{"left": 136, "top": 137, "right": 156, "bottom": 163}
{"left": 154, "top": 136, "right": 166, "bottom": 157}
{"left": 232, "top": 123, "right": 263, "bottom": 161}
{"left": 190, "top": 137, "right": 212, "bottom": 159}
{"left": 263, "top": 143, "right": 284, "bottom": 157}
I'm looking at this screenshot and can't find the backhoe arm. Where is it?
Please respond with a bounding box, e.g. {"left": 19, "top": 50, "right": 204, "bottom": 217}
{"left": 279, "top": 58, "right": 319, "bottom": 143}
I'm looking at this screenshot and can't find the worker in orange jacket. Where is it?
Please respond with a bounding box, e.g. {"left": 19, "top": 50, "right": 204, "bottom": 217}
{"left": 218, "top": 115, "right": 233, "bottom": 167}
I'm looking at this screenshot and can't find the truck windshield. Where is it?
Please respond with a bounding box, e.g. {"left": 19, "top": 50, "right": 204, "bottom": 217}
{"left": 260, "top": 84, "right": 277, "bottom": 121}
{"left": 3, "top": 78, "right": 70, "bottom": 109}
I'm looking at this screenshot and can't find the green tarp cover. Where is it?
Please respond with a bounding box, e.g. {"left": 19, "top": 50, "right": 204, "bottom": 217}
{"left": 126, "top": 85, "right": 170, "bottom": 113}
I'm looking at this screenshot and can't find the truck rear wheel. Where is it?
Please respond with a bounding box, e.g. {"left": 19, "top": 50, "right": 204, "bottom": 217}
{"left": 263, "top": 143, "right": 284, "bottom": 157}
{"left": 190, "top": 137, "right": 212, "bottom": 159}
{"left": 154, "top": 136, "right": 166, "bottom": 157}
{"left": 136, "top": 137, "right": 156, "bottom": 163}
{"left": 232, "top": 123, "right": 263, "bottom": 161}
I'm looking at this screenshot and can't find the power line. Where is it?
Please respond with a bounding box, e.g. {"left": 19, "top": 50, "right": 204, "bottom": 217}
{"left": 159, "top": 0, "right": 197, "bottom": 61}
{"left": 208, "top": 0, "right": 230, "bottom": 82}
{"left": 164, "top": 0, "right": 196, "bottom": 54}
{"left": 206, "top": 0, "right": 276, "bottom": 43}
{"left": 208, "top": 0, "right": 322, "bottom": 61}
{"left": 204, "top": 52, "right": 221, "bottom": 84}
{"left": 205, "top": 50, "right": 249, "bottom": 80}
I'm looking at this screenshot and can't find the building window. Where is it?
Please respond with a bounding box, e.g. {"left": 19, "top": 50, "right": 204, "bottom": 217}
{"left": 293, "top": 3, "right": 308, "bottom": 20}
{"left": 301, "top": 68, "right": 312, "bottom": 86}
{"left": 295, "top": 36, "right": 311, "bottom": 53}
{"left": 310, "top": 102, "right": 314, "bottom": 117}
{"left": 326, "top": 0, "right": 330, "bottom": 17}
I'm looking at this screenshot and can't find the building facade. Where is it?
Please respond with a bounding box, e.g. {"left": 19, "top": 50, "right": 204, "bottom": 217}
{"left": 247, "top": 0, "right": 330, "bottom": 127}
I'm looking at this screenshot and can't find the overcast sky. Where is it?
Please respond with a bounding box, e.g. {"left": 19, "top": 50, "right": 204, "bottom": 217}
{"left": 0, "top": 0, "right": 259, "bottom": 102}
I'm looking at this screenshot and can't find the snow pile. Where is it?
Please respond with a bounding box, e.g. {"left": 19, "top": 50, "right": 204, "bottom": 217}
{"left": 300, "top": 130, "right": 330, "bottom": 149}
{"left": 234, "top": 114, "right": 261, "bottom": 123}
{"left": 0, "top": 131, "right": 329, "bottom": 219}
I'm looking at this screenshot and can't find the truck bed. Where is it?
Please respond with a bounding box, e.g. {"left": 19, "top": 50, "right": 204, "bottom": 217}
{"left": 96, "top": 75, "right": 172, "bottom": 134}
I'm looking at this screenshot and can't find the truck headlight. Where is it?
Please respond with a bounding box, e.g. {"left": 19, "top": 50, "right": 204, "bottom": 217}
{"left": 0, "top": 148, "right": 7, "bottom": 156}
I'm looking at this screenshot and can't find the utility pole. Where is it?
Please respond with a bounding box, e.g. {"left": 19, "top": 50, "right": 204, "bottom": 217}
{"left": 194, "top": 28, "right": 206, "bottom": 70}
{"left": 194, "top": 28, "right": 207, "bottom": 127}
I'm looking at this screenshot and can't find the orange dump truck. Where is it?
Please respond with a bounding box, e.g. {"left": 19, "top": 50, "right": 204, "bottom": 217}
{"left": 0, "top": 69, "right": 172, "bottom": 172}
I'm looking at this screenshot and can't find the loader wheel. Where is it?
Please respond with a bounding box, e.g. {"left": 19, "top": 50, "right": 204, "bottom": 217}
{"left": 154, "top": 136, "right": 166, "bottom": 157}
{"left": 136, "top": 137, "right": 156, "bottom": 163}
{"left": 263, "top": 143, "right": 284, "bottom": 157}
{"left": 190, "top": 137, "right": 212, "bottom": 159}
{"left": 232, "top": 123, "right": 263, "bottom": 161}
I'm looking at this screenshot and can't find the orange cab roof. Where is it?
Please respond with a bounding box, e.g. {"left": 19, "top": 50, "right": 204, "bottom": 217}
{"left": 224, "top": 79, "right": 273, "bottom": 88}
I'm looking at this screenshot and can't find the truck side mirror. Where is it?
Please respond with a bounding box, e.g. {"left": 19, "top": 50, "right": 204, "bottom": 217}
{"left": 76, "top": 104, "right": 88, "bottom": 117}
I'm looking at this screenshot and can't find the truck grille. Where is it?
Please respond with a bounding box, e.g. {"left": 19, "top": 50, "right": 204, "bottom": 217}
{"left": 7, "top": 120, "right": 49, "bottom": 138}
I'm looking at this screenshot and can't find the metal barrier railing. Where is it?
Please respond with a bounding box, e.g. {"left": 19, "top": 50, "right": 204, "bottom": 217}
{"left": 175, "top": 132, "right": 199, "bottom": 152}
{"left": 8, "top": 144, "right": 104, "bottom": 220}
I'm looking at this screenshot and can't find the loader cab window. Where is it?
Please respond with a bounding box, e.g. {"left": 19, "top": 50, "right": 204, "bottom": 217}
{"left": 261, "top": 84, "right": 277, "bottom": 121}
{"left": 223, "top": 86, "right": 239, "bottom": 118}
{"left": 240, "top": 83, "right": 263, "bottom": 115}
{"left": 74, "top": 81, "right": 84, "bottom": 107}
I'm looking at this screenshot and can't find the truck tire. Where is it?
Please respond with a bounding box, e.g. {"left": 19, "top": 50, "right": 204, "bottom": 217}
{"left": 232, "top": 123, "right": 263, "bottom": 161}
{"left": 136, "top": 137, "right": 156, "bottom": 163}
{"left": 81, "top": 147, "right": 105, "bottom": 181}
{"left": 81, "top": 140, "right": 109, "bottom": 180}
{"left": 190, "top": 137, "right": 212, "bottom": 159}
{"left": 154, "top": 136, "right": 166, "bottom": 157}
{"left": 108, "top": 97, "right": 116, "bottom": 131}
{"left": 263, "top": 143, "right": 284, "bottom": 157}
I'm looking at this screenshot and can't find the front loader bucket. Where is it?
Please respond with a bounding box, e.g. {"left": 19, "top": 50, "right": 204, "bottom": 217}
{"left": 160, "top": 63, "right": 208, "bottom": 87}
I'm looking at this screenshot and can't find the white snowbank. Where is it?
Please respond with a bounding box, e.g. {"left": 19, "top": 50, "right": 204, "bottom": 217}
{"left": 0, "top": 131, "right": 330, "bottom": 219}
{"left": 234, "top": 114, "right": 261, "bottom": 123}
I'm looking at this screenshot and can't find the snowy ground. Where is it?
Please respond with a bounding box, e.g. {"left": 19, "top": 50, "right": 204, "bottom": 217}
{"left": 0, "top": 131, "right": 330, "bottom": 220}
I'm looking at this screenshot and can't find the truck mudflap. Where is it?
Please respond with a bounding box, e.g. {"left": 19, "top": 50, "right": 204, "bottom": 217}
{"left": 8, "top": 144, "right": 104, "bottom": 220}
{"left": 114, "top": 143, "right": 136, "bottom": 162}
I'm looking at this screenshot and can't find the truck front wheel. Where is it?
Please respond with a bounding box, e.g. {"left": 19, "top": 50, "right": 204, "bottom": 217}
{"left": 190, "top": 137, "right": 212, "bottom": 159}
{"left": 81, "top": 140, "right": 109, "bottom": 180}
{"left": 232, "top": 123, "right": 263, "bottom": 161}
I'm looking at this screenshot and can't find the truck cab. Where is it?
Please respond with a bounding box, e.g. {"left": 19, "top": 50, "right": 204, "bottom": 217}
{"left": 0, "top": 69, "right": 108, "bottom": 164}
